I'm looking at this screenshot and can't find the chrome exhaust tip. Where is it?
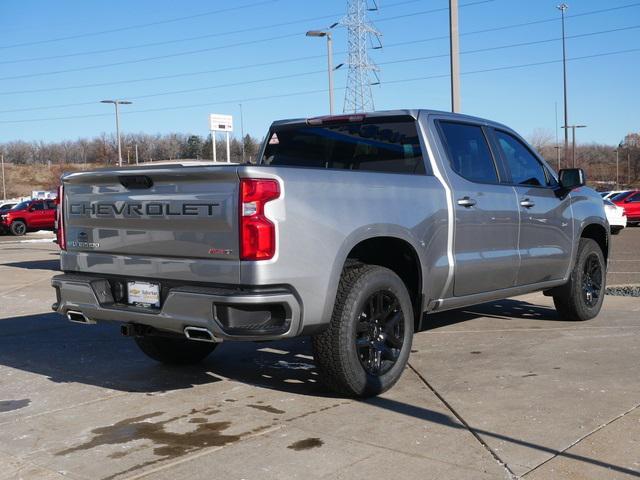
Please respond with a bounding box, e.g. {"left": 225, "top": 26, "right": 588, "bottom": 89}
{"left": 66, "top": 310, "right": 96, "bottom": 324}
{"left": 184, "top": 326, "right": 222, "bottom": 343}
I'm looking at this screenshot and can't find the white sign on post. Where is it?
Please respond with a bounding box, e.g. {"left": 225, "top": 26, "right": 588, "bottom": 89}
{"left": 209, "top": 114, "right": 234, "bottom": 163}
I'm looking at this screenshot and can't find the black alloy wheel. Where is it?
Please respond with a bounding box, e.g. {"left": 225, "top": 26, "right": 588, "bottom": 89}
{"left": 355, "top": 290, "right": 404, "bottom": 376}
{"left": 582, "top": 253, "right": 603, "bottom": 308}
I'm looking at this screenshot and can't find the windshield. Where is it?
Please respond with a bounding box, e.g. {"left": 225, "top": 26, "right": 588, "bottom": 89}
{"left": 12, "top": 201, "right": 31, "bottom": 211}
{"left": 610, "top": 191, "right": 631, "bottom": 202}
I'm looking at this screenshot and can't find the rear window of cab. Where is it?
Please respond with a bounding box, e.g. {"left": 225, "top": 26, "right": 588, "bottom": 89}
{"left": 261, "top": 117, "right": 428, "bottom": 175}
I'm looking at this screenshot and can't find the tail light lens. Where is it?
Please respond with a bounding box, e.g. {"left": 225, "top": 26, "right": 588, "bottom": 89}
{"left": 239, "top": 178, "right": 280, "bottom": 260}
{"left": 56, "top": 185, "right": 66, "bottom": 250}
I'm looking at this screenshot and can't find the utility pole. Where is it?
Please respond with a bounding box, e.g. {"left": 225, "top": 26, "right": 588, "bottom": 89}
{"left": 450, "top": 0, "right": 461, "bottom": 113}
{"left": 1, "top": 154, "right": 6, "bottom": 201}
{"left": 555, "top": 102, "right": 560, "bottom": 170}
{"left": 557, "top": 4, "right": 570, "bottom": 165}
{"left": 239, "top": 103, "right": 246, "bottom": 163}
{"left": 628, "top": 150, "right": 631, "bottom": 185}
{"left": 135, "top": 144, "right": 139, "bottom": 165}
{"left": 100, "top": 99, "right": 132, "bottom": 167}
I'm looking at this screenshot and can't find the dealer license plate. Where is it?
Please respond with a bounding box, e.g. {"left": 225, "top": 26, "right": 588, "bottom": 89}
{"left": 127, "top": 281, "right": 161, "bottom": 308}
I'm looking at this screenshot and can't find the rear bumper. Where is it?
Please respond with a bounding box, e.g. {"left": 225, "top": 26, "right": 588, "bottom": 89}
{"left": 51, "top": 273, "right": 302, "bottom": 341}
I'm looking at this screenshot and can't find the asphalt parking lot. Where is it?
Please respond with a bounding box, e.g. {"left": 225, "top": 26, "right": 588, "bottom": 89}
{"left": 0, "top": 230, "right": 638, "bottom": 479}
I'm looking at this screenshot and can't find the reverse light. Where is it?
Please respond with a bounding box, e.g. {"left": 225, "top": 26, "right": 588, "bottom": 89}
{"left": 56, "top": 185, "right": 66, "bottom": 250}
{"left": 239, "top": 178, "right": 280, "bottom": 261}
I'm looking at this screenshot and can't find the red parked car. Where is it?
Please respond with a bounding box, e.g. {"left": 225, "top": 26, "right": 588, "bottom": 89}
{"left": 0, "top": 199, "right": 57, "bottom": 236}
{"left": 612, "top": 190, "right": 640, "bottom": 226}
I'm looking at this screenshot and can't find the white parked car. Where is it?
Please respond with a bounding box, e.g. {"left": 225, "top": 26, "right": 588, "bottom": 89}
{"left": 600, "top": 190, "right": 629, "bottom": 200}
{"left": 604, "top": 199, "right": 626, "bottom": 235}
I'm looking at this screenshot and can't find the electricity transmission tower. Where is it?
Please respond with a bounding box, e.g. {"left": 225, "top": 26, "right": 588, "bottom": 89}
{"left": 341, "top": 0, "right": 382, "bottom": 113}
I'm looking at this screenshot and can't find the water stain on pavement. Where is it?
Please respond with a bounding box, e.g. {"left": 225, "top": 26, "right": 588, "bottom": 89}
{"left": 55, "top": 409, "right": 262, "bottom": 480}
{"left": 0, "top": 399, "right": 30, "bottom": 412}
{"left": 287, "top": 438, "right": 324, "bottom": 451}
{"left": 248, "top": 404, "right": 285, "bottom": 414}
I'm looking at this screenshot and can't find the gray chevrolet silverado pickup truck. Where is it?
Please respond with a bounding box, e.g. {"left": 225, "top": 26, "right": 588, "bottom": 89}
{"left": 52, "top": 110, "right": 608, "bottom": 397}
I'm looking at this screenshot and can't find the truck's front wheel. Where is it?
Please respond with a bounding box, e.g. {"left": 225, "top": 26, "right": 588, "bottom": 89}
{"left": 312, "top": 265, "right": 413, "bottom": 398}
{"left": 134, "top": 335, "right": 217, "bottom": 365}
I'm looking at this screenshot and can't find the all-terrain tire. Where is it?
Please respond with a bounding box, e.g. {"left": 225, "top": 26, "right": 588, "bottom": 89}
{"left": 553, "top": 238, "right": 606, "bottom": 321}
{"left": 134, "top": 335, "right": 217, "bottom": 365}
{"left": 312, "top": 264, "right": 414, "bottom": 398}
{"left": 10, "top": 221, "right": 26, "bottom": 236}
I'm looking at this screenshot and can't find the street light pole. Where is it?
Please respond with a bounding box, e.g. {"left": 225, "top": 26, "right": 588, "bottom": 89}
{"left": 100, "top": 99, "right": 132, "bottom": 167}
{"left": 449, "top": 0, "right": 461, "bottom": 113}
{"left": 1, "top": 154, "right": 6, "bottom": 201}
{"left": 306, "top": 28, "right": 337, "bottom": 115}
{"left": 616, "top": 148, "right": 620, "bottom": 189}
{"left": 557, "top": 3, "right": 569, "bottom": 166}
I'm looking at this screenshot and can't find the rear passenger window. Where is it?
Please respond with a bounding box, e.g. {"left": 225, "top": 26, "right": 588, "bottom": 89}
{"left": 495, "top": 131, "right": 549, "bottom": 187}
{"left": 262, "top": 119, "right": 427, "bottom": 175}
{"left": 439, "top": 122, "right": 498, "bottom": 183}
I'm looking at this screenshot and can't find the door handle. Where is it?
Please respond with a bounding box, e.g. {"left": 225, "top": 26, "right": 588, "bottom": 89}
{"left": 457, "top": 197, "right": 477, "bottom": 208}
{"left": 520, "top": 199, "right": 535, "bottom": 208}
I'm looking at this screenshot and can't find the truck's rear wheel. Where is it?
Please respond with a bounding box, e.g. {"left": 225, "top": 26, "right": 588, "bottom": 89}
{"left": 312, "top": 265, "right": 413, "bottom": 398}
{"left": 134, "top": 335, "right": 217, "bottom": 365}
{"left": 553, "top": 238, "right": 605, "bottom": 321}
{"left": 10, "top": 221, "right": 26, "bottom": 236}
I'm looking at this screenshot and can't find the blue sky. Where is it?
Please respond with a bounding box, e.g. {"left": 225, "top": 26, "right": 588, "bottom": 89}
{"left": 0, "top": 0, "right": 638, "bottom": 145}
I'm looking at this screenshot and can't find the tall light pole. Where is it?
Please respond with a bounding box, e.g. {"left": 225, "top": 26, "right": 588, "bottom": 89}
{"left": 615, "top": 147, "right": 620, "bottom": 189}
{"left": 1, "top": 154, "right": 6, "bottom": 201}
{"left": 306, "top": 27, "right": 338, "bottom": 115}
{"left": 101, "top": 99, "right": 132, "bottom": 167}
{"left": 557, "top": 3, "right": 569, "bottom": 165}
{"left": 450, "top": 0, "right": 461, "bottom": 113}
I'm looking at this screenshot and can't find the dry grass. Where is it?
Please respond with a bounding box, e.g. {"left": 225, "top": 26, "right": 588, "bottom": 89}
{"left": 2, "top": 163, "right": 88, "bottom": 198}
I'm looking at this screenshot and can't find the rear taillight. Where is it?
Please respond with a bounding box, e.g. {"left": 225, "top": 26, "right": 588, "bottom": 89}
{"left": 56, "top": 185, "right": 66, "bottom": 250}
{"left": 239, "top": 178, "right": 280, "bottom": 261}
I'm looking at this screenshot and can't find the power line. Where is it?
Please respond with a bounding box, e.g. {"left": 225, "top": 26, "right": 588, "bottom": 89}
{"left": 0, "top": 21, "right": 636, "bottom": 113}
{"left": 0, "top": 0, "right": 279, "bottom": 50}
{"left": 0, "top": 0, "right": 635, "bottom": 89}
{"left": 0, "top": 47, "right": 636, "bottom": 124}
{"left": 0, "top": 0, "right": 450, "bottom": 61}
{"left": 0, "top": 22, "right": 637, "bottom": 114}
{"left": 0, "top": 1, "right": 500, "bottom": 81}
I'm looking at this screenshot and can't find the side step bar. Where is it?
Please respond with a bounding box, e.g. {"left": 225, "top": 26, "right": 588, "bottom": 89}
{"left": 66, "top": 310, "right": 96, "bottom": 324}
{"left": 184, "top": 326, "right": 223, "bottom": 343}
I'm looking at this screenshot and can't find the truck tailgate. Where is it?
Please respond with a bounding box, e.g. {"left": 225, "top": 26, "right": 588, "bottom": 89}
{"left": 61, "top": 165, "right": 240, "bottom": 283}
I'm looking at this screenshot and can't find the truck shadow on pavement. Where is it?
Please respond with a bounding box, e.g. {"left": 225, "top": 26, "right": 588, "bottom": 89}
{"left": 0, "top": 298, "right": 561, "bottom": 398}
{"left": 2, "top": 259, "right": 60, "bottom": 271}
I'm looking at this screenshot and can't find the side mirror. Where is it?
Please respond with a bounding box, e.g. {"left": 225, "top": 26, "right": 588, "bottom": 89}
{"left": 558, "top": 168, "right": 586, "bottom": 190}
{"left": 28, "top": 205, "right": 35, "bottom": 212}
